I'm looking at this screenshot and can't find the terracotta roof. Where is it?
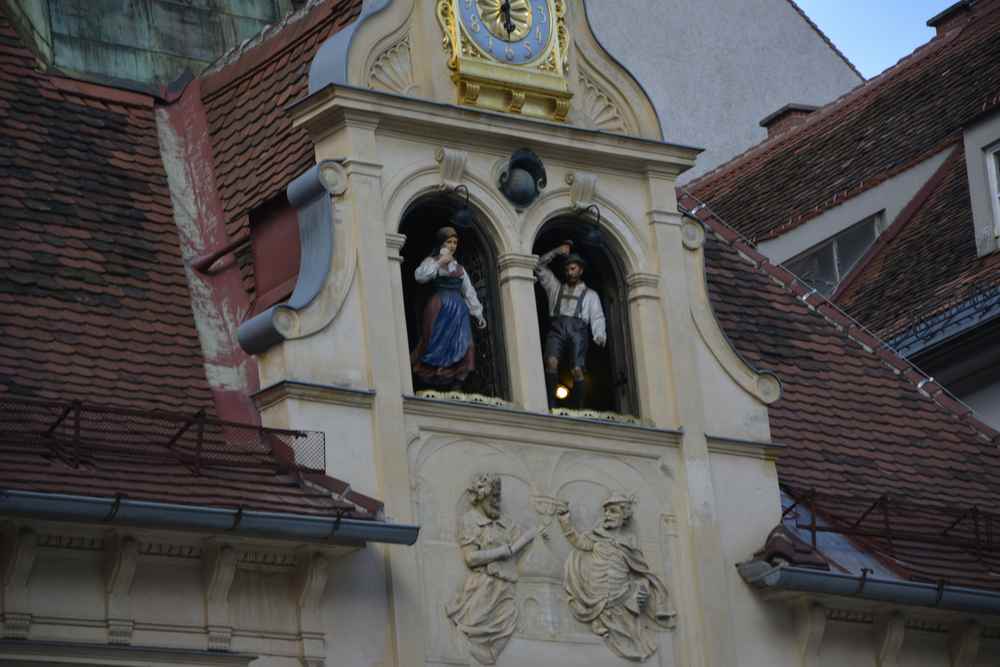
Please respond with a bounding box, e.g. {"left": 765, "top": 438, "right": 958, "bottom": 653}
{"left": 688, "top": 1, "right": 1000, "bottom": 243}
{"left": 199, "top": 0, "right": 362, "bottom": 240}
{"left": 0, "top": 7, "right": 213, "bottom": 413}
{"left": 688, "top": 0, "right": 1000, "bottom": 340}
{"left": 0, "top": 7, "right": 385, "bottom": 526}
{"left": 0, "top": 396, "right": 380, "bottom": 519}
{"left": 681, "top": 191, "right": 1000, "bottom": 589}
{"left": 837, "top": 145, "right": 1000, "bottom": 341}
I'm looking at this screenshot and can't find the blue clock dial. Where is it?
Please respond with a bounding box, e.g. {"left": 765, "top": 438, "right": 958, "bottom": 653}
{"left": 457, "top": 0, "right": 552, "bottom": 65}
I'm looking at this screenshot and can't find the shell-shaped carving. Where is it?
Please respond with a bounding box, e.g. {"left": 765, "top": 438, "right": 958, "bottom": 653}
{"left": 577, "top": 73, "right": 628, "bottom": 134}
{"left": 368, "top": 36, "right": 417, "bottom": 95}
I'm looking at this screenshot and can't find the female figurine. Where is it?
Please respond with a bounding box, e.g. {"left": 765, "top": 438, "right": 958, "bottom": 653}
{"left": 411, "top": 226, "right": 486, "bottom": 389}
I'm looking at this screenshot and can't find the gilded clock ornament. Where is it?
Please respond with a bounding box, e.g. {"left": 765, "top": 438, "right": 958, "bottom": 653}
{"left": 479, "top": 0, "right": 532, "bottom": 41}
{"left": 437, "top": 0, "right": 572, "bottom": 121}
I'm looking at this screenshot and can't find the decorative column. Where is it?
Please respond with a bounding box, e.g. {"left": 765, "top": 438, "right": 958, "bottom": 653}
{"left": 645, "top": 168, "right": 736, "bottom": 667}
{"left": 386, "top": 232, "right": 412, "bottom": 395}
{"left": 626, "top": 272, "right": 678, "bottom": 427}
{"left": 497, "top": 253, "right": 548, "bottom": 411}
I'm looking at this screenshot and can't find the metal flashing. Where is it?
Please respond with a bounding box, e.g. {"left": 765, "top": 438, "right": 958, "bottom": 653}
{"left": 237, "top": 161, "right": 338, "bottom": 355}
{"left": 890, "top": 284, "right": 1000, "bottom": 357}
{"left": 308, "top": 0, "right": 392, "bottom": 94}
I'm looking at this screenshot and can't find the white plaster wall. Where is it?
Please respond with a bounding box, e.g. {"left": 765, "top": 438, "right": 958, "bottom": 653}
{"left": 961, "top": 377, "right": 1000, "bottom": 430}
{"left": 818, "top": 620, "right": 876, "bottom": 667}
{"left": 708, "top": 451, "right": 799, "bottom": 667}
{"left": 584, "top": 0, "right": 862, "bottom": 180}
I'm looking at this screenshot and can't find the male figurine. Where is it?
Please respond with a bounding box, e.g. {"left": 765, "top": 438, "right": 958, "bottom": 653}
{"left": 535, "top": 242, "right": 606, "bottom": 408}
{"left": 447, "top": 473, "right": 542, "bottom": 664}
{"left": 558, "top": 494, "right": 674, "bottom": 661}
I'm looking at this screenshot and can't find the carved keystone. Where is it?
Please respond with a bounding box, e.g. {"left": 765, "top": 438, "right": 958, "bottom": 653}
{"left": 435, "top": 147, "right": 468, "bottom": 190}
{"left": 565, "top": 171, "right": 598, "bottom": 209}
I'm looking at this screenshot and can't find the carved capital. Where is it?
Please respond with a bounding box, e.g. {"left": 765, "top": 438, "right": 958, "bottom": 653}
{"left": 435, "top": 147, "right": 468, "bottom": 190}
{"left": 497, "top": 253, "right": 538, "bottom": 285}
{"left": 626, "top": 272, "right": 660, "bottom": 303}
{"left": 565, "top": 171, "right": 598, "bottom": 209}
{"left": 386, "top": 232, "right": 407, "bottom": 262}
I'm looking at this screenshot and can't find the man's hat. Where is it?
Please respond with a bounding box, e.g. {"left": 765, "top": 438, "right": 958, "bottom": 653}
{"left": 564, "top": 252, "right": 587, "bottom": 270}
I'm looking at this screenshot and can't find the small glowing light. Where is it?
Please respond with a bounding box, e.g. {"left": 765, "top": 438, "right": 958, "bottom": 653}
{"left": 555, "top": 385, "right": 570, "bottom": 400}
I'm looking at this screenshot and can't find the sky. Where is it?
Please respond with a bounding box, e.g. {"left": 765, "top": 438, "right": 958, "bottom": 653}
{"left": 795, "top": 0, "right": 957, "bottom": 79}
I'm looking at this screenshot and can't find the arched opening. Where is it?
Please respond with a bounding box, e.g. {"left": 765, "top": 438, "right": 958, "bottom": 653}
{"left": 400, "top": 195, "right": 509, "bottom": 399}
{"left": 532, "top": 216, "right": 637, "bottom": 415}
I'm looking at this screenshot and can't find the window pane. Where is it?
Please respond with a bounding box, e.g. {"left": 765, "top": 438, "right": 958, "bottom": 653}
{"left": 835, "top": 217, "right": 878, "bottom": 278}
{"left": 787, "top": 244, "right": 837, "bottom": 296}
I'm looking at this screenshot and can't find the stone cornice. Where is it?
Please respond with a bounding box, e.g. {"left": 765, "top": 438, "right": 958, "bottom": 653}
{"left": 289, "top": 84, "right": 699, "bottom": 177}
{"left": 706, "top": 435, "right": 785, "bottom": 461}
{"left": 0, "top": 640, "right": 257, "bottom": 665}
{"left": 403, "top": 395, "right": 681, "bottom": 452}
{"left": 254, "top": 380, "right": 375, "bottom": 412}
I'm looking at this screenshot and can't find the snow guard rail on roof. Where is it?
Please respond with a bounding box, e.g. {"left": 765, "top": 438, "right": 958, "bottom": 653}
{"left": 0, "top": 396, "right": 325, "bottom": 474}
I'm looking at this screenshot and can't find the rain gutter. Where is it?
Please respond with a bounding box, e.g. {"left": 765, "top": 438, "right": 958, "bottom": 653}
{"left": 0, "top": 489, "right": 419, "bottom": 546}
{"left": 739, "top": 560, "right": 1000, "bottom": 615}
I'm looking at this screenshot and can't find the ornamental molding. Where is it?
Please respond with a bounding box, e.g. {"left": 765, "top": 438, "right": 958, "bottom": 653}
{"left": 368, "top": 34, "right": 417, "bottom": 96}
{"left": 576, "top": 70, "right": 628, "bottom": 134}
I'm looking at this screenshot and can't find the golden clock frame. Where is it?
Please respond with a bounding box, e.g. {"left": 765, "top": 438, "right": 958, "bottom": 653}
{"left": 437, "top": 0, "right": 572, "bottom": 122}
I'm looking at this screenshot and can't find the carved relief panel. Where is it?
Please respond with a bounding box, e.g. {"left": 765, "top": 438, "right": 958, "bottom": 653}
{"left": 408, "top": 412, "right": 679, "bottom": 666}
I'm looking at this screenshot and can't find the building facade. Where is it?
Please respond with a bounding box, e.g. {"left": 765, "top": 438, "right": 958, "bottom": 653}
{"left": 2, "top": 1, "right": 1000, "bottom": 667}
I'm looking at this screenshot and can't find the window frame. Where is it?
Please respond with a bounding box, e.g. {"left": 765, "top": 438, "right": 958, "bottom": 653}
{"left": 987, "top": 142, "right": 1000, "bottom": 241}
{"left": 785, "top": 212, "right": 883, "bottom": 296}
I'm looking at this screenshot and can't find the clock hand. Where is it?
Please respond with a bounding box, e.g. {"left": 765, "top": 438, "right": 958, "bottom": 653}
{"left": 500, "top": 0, "right": 514, "bottom": 39}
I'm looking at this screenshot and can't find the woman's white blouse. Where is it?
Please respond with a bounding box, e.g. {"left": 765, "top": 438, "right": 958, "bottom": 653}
{"left": 415, "top": 256, "right": 484, "bottom": 320}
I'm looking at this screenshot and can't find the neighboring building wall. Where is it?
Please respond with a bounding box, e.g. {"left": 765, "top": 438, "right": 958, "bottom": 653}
{"left": 962, "top": 379, "right": 1000, "bottom": 429}
{"left": 584, "top": 0, "right": 862, "bottom": 180}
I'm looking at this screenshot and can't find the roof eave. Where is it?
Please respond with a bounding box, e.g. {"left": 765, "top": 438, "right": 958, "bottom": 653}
{"left": 739, "top": 560, "right": 1000, "bottom": 615}
{"left": 0, "top": 488, "right": 420, "bottom": 546}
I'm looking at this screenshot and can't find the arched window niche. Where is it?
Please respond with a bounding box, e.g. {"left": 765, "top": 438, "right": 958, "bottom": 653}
{"left": 532, "top": 216, "right": 638, "bottom": 417}
{"left": 400, "top": 194, "right": 510, "bottom": 401}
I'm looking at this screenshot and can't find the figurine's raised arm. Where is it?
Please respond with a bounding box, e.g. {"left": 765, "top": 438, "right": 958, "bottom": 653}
{"left": 557, "top": 507, "right": 595, "bottom": 551}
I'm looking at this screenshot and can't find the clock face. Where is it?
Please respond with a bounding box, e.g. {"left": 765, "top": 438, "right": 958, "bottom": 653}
{"left": 457, "top": 0, "right": 552, "bottom": 65}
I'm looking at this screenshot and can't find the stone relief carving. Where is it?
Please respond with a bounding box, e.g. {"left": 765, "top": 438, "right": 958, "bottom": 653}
{"left": 368, "top": 35, "right": 417, "bottom": 95}
{"left": 446, "top": 473, "right": 543, "bottom": 664}
{"left": 558, "top": 493, "right": 675, "bottom": 661}
{"left": 577, "top": 72, "right": 629, "bottom": 135}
